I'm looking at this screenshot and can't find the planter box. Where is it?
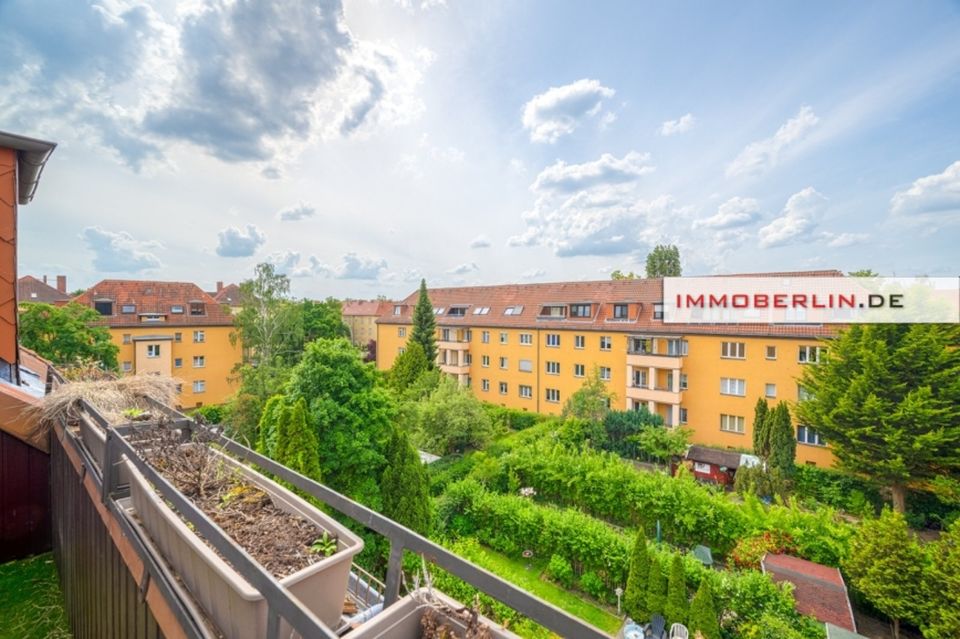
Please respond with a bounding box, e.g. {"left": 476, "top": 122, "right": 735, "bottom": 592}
{"left": 125, "top": 448, "right": 363, "bottom": 638}
{"left": 78, "top": 413, "right": 106, "bottom": 470}
{"left": 345, "top": 589, "right": 519, "bottom": 639}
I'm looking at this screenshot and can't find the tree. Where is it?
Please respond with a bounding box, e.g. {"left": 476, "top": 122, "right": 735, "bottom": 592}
{"left": 233, "top": 263, "right": 302, "bottom": 366}
{"left": 645, "top": 560, "right": 666, "bottom": 617}
{"left": 688, "top": 578, "right": 720, "bottom": 639}
{"left": 848, "top": 269, "right": 878, "bottom": 277}
{"left": 924, "top": 519, "right": 960, "bottom": 639}
{"left": 390, "top": 341, "right": 430, "bottom": 394}
{"left": 623, "top": 531, "right": 651, "bottom": 621}
{"left": 610, "top": 270, "right": 640, "bottom": 280}
{"left": 18, "top": 302, "right": 118, "bottom": 369}
{"left": 300, "top": 298, "right": 350, "bottom": 343}
{"left": 409, "top": 279, "right": 437, "bottom": 367}
{"left": 752, "top": 398, "right": 770, "bottom": 459}
{"left": 381, "top": 427, "right": 432, "bottom": 534}
{"left": 843, "top": 509, "right": 928, "bottom": 639}
{"left": 276, "top": 398, "right": 321, "bottom": 481}
{"left": 645, "top": 244, "right": 681, "bottom": 278}
{"left": 286, "top": 337, "right": 395, "bottom": 506}
{"left": 364, "top": 339, "right": 377, "bottom": 363}
{"left": 664, "top": 555, "right": 688, "bottom": 627}
{"left": 414, "top": 376, "right": 494, "bottom": 455}
{"left": 795, "top": 324, "right": 960, "bottom": 512}
{"left": 635, "top": 426, "right": 691, "bottom": 465}
{"left": 562, "top": 368, "right": 613, "bottom": 426}
{"left": 603, "top": 407, "right": 662, "bottom": 458}
{"left": 767, "top": 402, "right": 796, "bottom": 476}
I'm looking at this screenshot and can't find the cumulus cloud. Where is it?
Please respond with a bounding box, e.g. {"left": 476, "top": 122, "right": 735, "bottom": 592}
{"left": 332, "top": 252, "right": 388, "bottom": 279}
{"left": 469, "top": 235, "right": 491, "bottom": 249}
{"left": 658, "top": 113, "right": 696, "bottom": 136}
{"left": 694, "top": 197, "right": 761, "bottom": 229}
{"left": 824, "top": 232, "right": 869, "bottom": 248}
{"left": 758, "top": 187, "right": 828, "bottom": 248}
{"left": 521, "top": 79, "right": 615, "bottom": 143}
{"left": 532, "top": 152, "right": 654, "bottom": 194}
{"left": 80, "top": 226, "right": 162, "bottom": 272}
{"left": 727, "top": 106, "right": 819, "bottom": 177}
{"left": 522, "top": 268, "right": 547, "bottom": 279}
{"left": 448, "top": 262, "right": 479, "bottom": 275}
{"left": 266, "top": 250, "right": 302, "bottom": 273}
{"left": 216, "top": 225, "right": 266, "bottom": 257}
{"left": 890, "top": 160, "right": 960, "bottom": 219}
{"left": 277, "top": 203, "right": 316, "bottom": 221}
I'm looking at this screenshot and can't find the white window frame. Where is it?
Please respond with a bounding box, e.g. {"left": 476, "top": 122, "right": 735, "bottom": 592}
{"left": 721, "top": 341, "right": 746, "bottom": 359}
{"left": 519, "top": 385, "right": 532, "bottom": 399}
{"left": 499, "top": 381, "right": 508, "bottom": 395}
{"left": 798, "top": 345, "right": 826, "bottom": 364}
{"left": 599, "top": 366, "right": 611, "bottom": 381}
{"left": 545, "top": 388, "right": 561, "bottom": 403}
{"left": 500, "top": 332, "right": 508, "bottom": 344}
{"left": 193, "top": 330, "right": 205, "bottom": 343}
{"left": 720, "top": 377, "right": 746, "bottom": 396}
{"left": 546, "top": 334, "right": 560, "bottom": 347}
{"left": 765, "top": 383, "right": 777, "bottom": 398}
{"left": 481, "top": 355, "right": 490, "bottom": 368}
{"left": 519, "top": 333, "right": 533, "bottom": 345}
{"left": 481, "top": 331, "right": 490, "bottom": 344}
{"left": 720, "top": 414, "right": 745, "bottom": 433}
{"left": 193, "top": 356, "right": 206, "bottom": 368}
{"left": 146, "top": 344, "right": 161, "bottom": 358}
{"left": 481, "top": 379, "right": 490, "bottom": 392}
{"left": 599, "top": 336, "right": 612, "bottom": 351}
{"left": 398, "top": 327, "right": 406, "bottom": 337}
{"left": 499, "top": 356, "right": 508, "bottom": 370}
{"left": 574, "top": 335, "right": 585, "bottom": 349}
{"left": 574, "top": 363, "right": 585, "bottom": 378}
{"left": 193, "top": 380, "right": 206, "bottom": 394}
{"left": 766, "top": 345, "right": 777, "bottom": 360}
{"left": 546, "top": 361, "right": 560, "bottom": 375}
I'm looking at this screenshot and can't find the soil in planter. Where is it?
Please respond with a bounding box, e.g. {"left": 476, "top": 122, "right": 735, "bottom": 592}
{"left": 134, "top": 426, "right": 330, "bottom": 579}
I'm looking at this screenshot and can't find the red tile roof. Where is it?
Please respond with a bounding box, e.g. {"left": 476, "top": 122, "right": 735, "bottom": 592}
{"left": 377, "top": 274, "right": 841, "bottom": 339}
{"left": 213, "top": 283, "right": 241, "bottom": 306}
{"left": 762, "top": 553, "right": 857, "bottom": 632}
{"left": 18, "top": 275, "right": 70, "bottom": 304}
{"left": 343, "top": 300, "right": 392, "bottom": 317}
{"left": 73, "top": 280, "right": 235, "bottom": 327}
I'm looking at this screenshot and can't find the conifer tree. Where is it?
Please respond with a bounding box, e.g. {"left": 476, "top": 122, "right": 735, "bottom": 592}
{"left": 381, "top": 427, "right": 432, "bottom": 534}
{"left": 390, "top": 340, "right": 430, "bottom": 393}
{"left": 924, "top": 519, "right": 960, "bottom": 639}
{"left": 645, "top": 559, "right": 666, "bottom": 616}
{"left": 688, "top": 578, "right": 720, "bottom": 639}
{"left": 409, "top": 279, "right": 437, "bottom": 368}
{"left": 256, "top": 395, "right": 285, "bottom": 456}
{"left": 623, "top": 531, "right": 651, "bottom": 621}
{"left": 768, "top": 402, "right": 796, "bottom": 476}
{"left": 843, "top": 509, "right": 928, "bottom": 639}
{"left": 664, "top": 555, "right": 688, "bottom": 626}
{"left": 752, "top": 397, "right": 770, "bottom": 459}
{"left": 278, "top": 399, "right": 321, "bottom": 481}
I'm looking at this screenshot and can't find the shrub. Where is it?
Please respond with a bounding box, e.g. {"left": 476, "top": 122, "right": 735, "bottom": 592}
{"left": 546, "top": 554, "right": 574, "bottom": 588}
{"left": 730, "top": 531, "right": 797, "bottom": 570}
{"left": 645, "top": 560, "right": 666, "bottom": 615}
{"left": 623, "top": 531, "right": 651, "bottom": 621}
{"left": 664, "top": 555, "right": 688, "bottom": 626}
{"left": 579, "top": 571, "right": 608, "bottom": 602}
{"left": 688, "top": 579, "right": 720, "bottom": 639}
{"left": 482, "top": 403, "right": 543, "bottom": 431}
{"left": 190, "top": 404, "right": 225, "bottom": 424}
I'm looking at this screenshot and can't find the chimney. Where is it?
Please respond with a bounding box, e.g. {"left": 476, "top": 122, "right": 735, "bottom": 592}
{"left": 216, "top": 281, "right": 224, "bottom": 293}
{"left": 56, "top": 275, "right": 66, "bottom": 293}
{"left": 43, "top": 275, "right": 48, "bottom": 284}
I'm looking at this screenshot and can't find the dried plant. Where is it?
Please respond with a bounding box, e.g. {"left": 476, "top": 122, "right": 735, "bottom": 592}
{"left": 412, "top": 557, "right": 495, "bottom": 639}
{"left": 38, "top": 373, "right": 180, "bottom": 426}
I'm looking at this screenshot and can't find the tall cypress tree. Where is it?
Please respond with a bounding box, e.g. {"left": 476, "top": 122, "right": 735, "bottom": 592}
{"left": 645, "top": 559, "right": 666, "bottom": 616}
{"left": 688, "top": 578, "right": 720, "bottom": 639}
{"left": 278, "top": 398, "right": 321, "bottom": 481}
{"left": 256, "top": 395, "right": 285, "bottom": 457}
{"left": 752, "top": 397, "right": 770, "bottom": 459}
{"left": 623, "top": 531, "right": 651, "bottom": 620}
{"left": 768, "top": 402, "right": 796, "bottom": 476}
{"left": 409, "top": 279, "right": 437, "bottom": 368}
{"left": 381, "top": 427, "right": 432, "bottom": 534}
{"left": 664, "top": 555, "right": 688, "bottom": 626}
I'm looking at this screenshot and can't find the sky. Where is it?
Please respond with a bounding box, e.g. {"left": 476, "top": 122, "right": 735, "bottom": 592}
{"left": 2, "top": 0, "right": 959, "bottom": 300}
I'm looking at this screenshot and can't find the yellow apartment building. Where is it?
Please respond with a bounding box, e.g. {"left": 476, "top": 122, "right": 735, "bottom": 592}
{"left": 73, "top": 280, "right": 241, "bottom": 408}
{"left": 376, "top": 276, "right": 838, "bottom": 467}
{"left": 343, "top": 300, "right": 391, "bottom": 347}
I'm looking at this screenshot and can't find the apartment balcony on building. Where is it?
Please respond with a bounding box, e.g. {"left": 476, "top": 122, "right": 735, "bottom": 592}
{"left": 629, "top": 398, "right": 682, "bottom": 429}
{"left": 438, "top": 347, "right": 470, "bottom": 380}
{"left": 626, "top": 335, "right": 687, "bottom": 369}
{"left": 437, "top": 327, "right": 471, "bottom": 351}
{"left": 625, "top": 366, "right": 683, "bottom": 406}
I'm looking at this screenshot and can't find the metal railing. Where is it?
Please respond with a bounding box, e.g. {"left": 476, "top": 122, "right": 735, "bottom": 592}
{"left": 51, "top": 370, "right": 610, "bottom": 639}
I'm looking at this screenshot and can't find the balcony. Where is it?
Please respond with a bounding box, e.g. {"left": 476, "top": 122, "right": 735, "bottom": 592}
{"left": 626, "top": 351, "right": 684, "bottom": 369}
{"left": 438, "top": 339, "right": 470, "bottom": 351}
{"left": 626, "top": 383, "right": 683, "bottom": 405}
{"left": 439, "top": 361, "right": 470, "bottom": 376}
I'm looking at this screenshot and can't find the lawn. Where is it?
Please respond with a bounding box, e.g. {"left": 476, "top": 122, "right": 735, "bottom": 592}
{"left": 0, "top": 553, "right": 71, "bottom": 639}
{"left": 461, "top": 542, "right": 622, "bottom": 635}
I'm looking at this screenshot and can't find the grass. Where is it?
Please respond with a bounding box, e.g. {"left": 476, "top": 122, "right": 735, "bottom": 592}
{"left": 459, "top": 543, "right": 622, "bottom": 635}
{"left": 0, "top": 553, "right": 71, "bottom": 639}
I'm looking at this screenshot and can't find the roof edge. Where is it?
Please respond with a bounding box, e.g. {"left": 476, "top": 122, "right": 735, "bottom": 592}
{"left": 0, "top": 130, "right": 57, "bottom": 205}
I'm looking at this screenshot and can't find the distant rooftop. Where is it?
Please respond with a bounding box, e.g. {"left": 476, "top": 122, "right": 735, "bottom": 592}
{"left": 73, "top": 279, "right": 235, "bottom": 327}
{"left": 18, "top": 275, "right": 70, "bottom": 305}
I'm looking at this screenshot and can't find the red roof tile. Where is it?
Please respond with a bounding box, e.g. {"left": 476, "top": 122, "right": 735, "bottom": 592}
{"left": 213, "top": 283, "right": 241, "bottom": 306}
{"left": 18, "top": 275, "right": 70, "bottom": 304}
{"left": 762, "top": 553, "right": 857, "bottom": 632}
{"left": 73, "top": 280, "right": 234, "bottom": 327}
{"left": 343, "top": 299, "right": 392, "bottom": 316}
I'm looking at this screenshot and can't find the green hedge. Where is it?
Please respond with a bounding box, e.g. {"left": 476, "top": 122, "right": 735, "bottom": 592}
{"left": 481, "top": 403, "right": 546, "bottom": 431}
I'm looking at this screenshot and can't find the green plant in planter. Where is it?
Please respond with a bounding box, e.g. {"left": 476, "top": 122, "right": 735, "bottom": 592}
{"left": 310, "top": 531, "right": 339, "bottom": 557}
{"left": 122, "top": 407, "right": 145, "bottom": 419}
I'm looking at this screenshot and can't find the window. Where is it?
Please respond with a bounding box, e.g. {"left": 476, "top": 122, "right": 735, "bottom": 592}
{"left": 171, "top": 305, "right": 184, "bottom": 314}
{"left": 680, "top": 408, "right": 688, "bottom": 424}
{"left": 473, "top": 306, "right": 490, "bottom": 315}
{"left": 653, "top": 303, "right": 664, "bottom": 320}
{"left": 519, "top": 333, "right": 533, "bottom": 345}
{"left": 481, "top": 379, "right": 490, "bottom": 392}
{"left": 499, "top": 382, "right": 508, "bottom": 395}
{"left": 465, "top": 354, "right": 473, "bottom": 365}
{"left": 539, "top": 305, "right": 566, "bottom": 318}
{"left": 680, "top": 373, "right": 688, "bottom": 390}
{"left": 499, "top": 357, "right": 508, "bottom": 369}
{"left": 398, "top": 347, "right": 405, "bottom": 355}
{"left": 121, "top": 304, "right": 136, "bottom": 314}
{"left": 720, "top": 414, "right": 745, "bottom": 433}
{"left": 174, "top": 332, "right": 182, "bottom": 343}
{"left": 122, "top": 333, "right": 131, "bottom": 344}
{"left": 189, "top": 302, "right": 205, "bottom": 316}
{"left": 519, "top": 385, "right": 532, "bottom": 399}
{"left": 122, "top": 361, "right": 132, "bottom": 372}
{"left": 193, "top": 330, "right": 205, "bottom": 343}
{"left": 599, "top": 336, "right": 612, "bottom": 351}
{"left": 503, "top": 305, "right": 524, "bottom": 315}
{"left": 500, "top": 332, "right": 508, "bottom": 344}
{"left": 481, "top": 355, "right": 490, "bottom": 367}
{"left": 441, "top": 328, "right": 452, "bottom": 341}
{"left": 393, "top": 305, "right": 402, "bottom": 316}
{"left": 574, "top": 364, "right": 585, "bottom": 377}
{"left": 721, "top": 341, "right": 746, "bottom": 359}
{"left": 720, "top": 377, "right": 746, "bottom": 396}
{"left": 193, "top": 356, "right": 205, "bottom": 368}
{"left": 175, "top": 384, "right": 183, "bottom": 394}
{"left": 398, "top": 327, "right": 406, "bottom": 337}
{"left": 574, "top": 335, "right": 585, "bottom": 349}
{"left": 481, "top": 331, "right": 490, "bottom": 344}
{"left": 465, "top": 330, "right": 472, "bottom": 342}
{"left": 667, "top": 339, "right": 688, "bottom": 356}
{"left": 546, "top": 361, "right": 560, "bottom": 375}
{"left": 797, "top": 425, "right": 827, "bottom": 446}
{"left": 633, "top": 370, "right": 648, "bottom": 388}
{"left": 545, "top": 388, "right": 561, "bottom": 403}
{"left": 433, "top": 307, "right": 445, "bottom": 315}
{"left": 798, "top": 385, "right": 813, "bottom": 402}
{"left": 613, "top": 303, "right": 629, "bottom": 319}
{"left": 570, "top": 303, "right": 591, "bottom": 318}
{"left": 519, "top": 359, "right": 533, "bottom": 373}
{"left": 798, "top": 345, "right": 826, "bottom": 364}
{"left": 193, "top": 380, "right": 206, "bottom": 393}
{"left": 174, "top": 358, "right": 182, "bottom": 368}
{"left": 94, "top": 300, "right": 113, "bottom": 316}
{"left": 766, "top": 345, "right": 777, "bottom": 360}
{"left": 140, "top": 313, "right": 165, "bottom": 323}
{"left": 599, "top": 366, "right": 611, "bottom": 381}
{"left": 765, "top": 383, "right": 777, "bottom": 398}
{"left": 546, "top": 333, "right": 560, "bottom": 347}
{"left": 629, "top": 337, "right": 650, "bottom": 354}
{"left": 693, "top": 461, "right": 711, "bottom": 474}
{"left": 146, "top": 344, "right": 161, "bottom": 358}
{"left": 448, "top": 306, "right": 468, "bottom": 317}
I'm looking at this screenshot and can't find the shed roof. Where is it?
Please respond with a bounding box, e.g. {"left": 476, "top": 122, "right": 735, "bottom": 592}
{"left": 762, "top": 553, "right": 857, "bottom": 632}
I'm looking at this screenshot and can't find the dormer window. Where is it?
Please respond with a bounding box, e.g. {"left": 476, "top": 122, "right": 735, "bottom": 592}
{"left": 570, "top": 303, "right": 592, "bottom": 318}
{"left": 140, "top": 313, "right": 166, "bottom": 323}
{"left": 538, "top": 305, "right": 566, "bottom": 318}
{"left": 94, "top": 299, "right": 113, "bottom": 316}
{"left": 189, "top": 302, "right": 205, "bottom": 316}
{"left": 503, "top": 305, "right": 524, "bottom": 316}
{"left": 613, "top": 303, "right": 629, "bottom": 319}
{"left": 433, "top": 307, "right": 445, "bottom": 315}
{"left": 472, "top": 306, "right": 490, "bottom": 315}
{"left": 393, "top": 305, "right": 402, "bottom": 315}
{"left": 121, "top": 304, "right": 136, "bottom": 314}
{"left": 171, "top": 305, "right": 184, "bottom": 314}
{"left": 653, "top": 302, "right": 664, "bottom": 320}
{"left": 448, "top": 306, "right": 468, "bottom": 317}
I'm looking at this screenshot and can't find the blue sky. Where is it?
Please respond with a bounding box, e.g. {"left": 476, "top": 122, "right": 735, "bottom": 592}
{"left": 2, "top": 0, "right": 958, "bottom": 299}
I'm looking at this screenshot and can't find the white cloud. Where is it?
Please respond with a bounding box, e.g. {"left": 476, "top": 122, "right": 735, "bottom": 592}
{"left": 266, "top": 250, "right": 302, "bottom": 273}
{"left": 890, "top": 160, "right": 960, "bottom": 220}
{"left": 727, "top": 106, "right": 819, "bottom": 178}
{"left": 277, "top": 203, "right": 316, "bottom": 221}
{"left": 694, "top": 196, "right": 761, "bottom": 229}
{"left": 758, "top": 187, "right": 828, "bottom": 248}
{"left": 469, "top": 235, "right": 491, "bottom": 249}
{"left": 522, "top": 268, "right": 546, "bottom": 279}
{"left": 448, "top": 262, "right": 479, "bottom": 275}
{"left": 824, "top": 232, "right": 869, "bottom": 248}
{"left": 216, "top": 225, "right": 266, "bottom": 257}
{"left": 532, "top": 152, "right": 654, "bottom": 194}
{"left": 80, "top": 227, "right": 162, "bottom": 272}
{"left": 394, "top": 133, "right": 465, "bottom": 179}
{"left": 658, "top": 113, "right": 695, "bottom": 136}
{"left": 508, "top": 158, "right": 527, "bottom": 176}
{"left": 332, "top": 252, "right": 388, "bottom": 279}
{"left": 521, "top": 79, "right": 616, "bottom": 143}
